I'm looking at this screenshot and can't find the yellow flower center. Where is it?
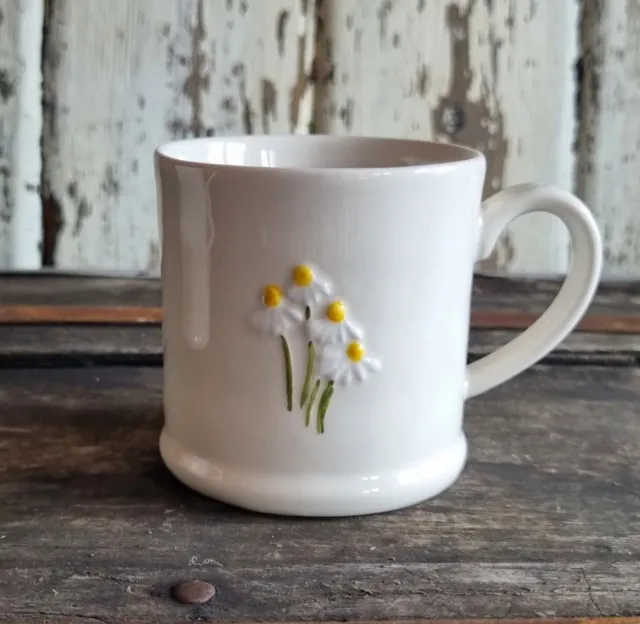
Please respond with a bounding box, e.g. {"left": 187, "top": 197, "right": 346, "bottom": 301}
{"left": 262, "top": 284, "right": 283, "bottom": 308}
{"left": 346, "top": 341, "right": 366, "bottom": 363}
{"left": 293, "top": 264, "right": 314, "bottom": 287}
{"left": 326, "top": 301, "right": 346, "bottom": 323}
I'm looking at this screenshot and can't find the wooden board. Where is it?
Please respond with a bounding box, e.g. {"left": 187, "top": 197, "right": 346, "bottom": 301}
{"left": 314, "top": 0, "right": 579, "bottom": 275}
{"left": 41, "top": 0, "right": 315, "bottom": 272}
{"left": 577, "top": 0, "right": 640, "bottom": 278}
{"left": 0, "top": 0, "right": 43, "bottom": 269}
{"left": 1, "top": 274, "right": 640, "bottom": 367}
{"left": 4, "top": 272, "right": 640, "bottom": 315}
{"left": 0, "top": 364, "right": 639, "bottom": 621}
{"left": 2, "top": 323, "right": 640, "bottom": 369}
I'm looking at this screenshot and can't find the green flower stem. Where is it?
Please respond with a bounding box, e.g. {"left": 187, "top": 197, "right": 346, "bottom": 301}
{"left": 300, "top": 341, "right": 316, "bottom": 408}
{"left": 317, "top": 380, "right": 335, "bottom": 434}
{"left": 306, "top": 379, "right": 321, "bottom": 428}
{"left": 280, "top": 334, "right": 293, "bottom": 411}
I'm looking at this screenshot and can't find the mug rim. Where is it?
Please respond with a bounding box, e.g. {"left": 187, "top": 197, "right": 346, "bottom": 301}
{"left": 155, "top": 134, "right": 485, "bottom": 176}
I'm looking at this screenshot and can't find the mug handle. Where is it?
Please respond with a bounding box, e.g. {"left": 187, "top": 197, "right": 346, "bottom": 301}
{"left": 465, "top": 183, "right": 603, "bottom": 399}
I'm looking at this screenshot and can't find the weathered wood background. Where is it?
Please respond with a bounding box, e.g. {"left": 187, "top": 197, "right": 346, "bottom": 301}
{"left": 0, "top": 0, "right": 638, "bottom": 277}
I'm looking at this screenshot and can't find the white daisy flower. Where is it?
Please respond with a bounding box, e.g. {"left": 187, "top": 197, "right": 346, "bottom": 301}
{"left": 250, "top": 284, "right": 304, "bottom": 336}
{"left": 308, "top": 300, "right": 364, "bottom": 345}
{"left": 318, "top": 340, "right": 381, "bottom": 386}
{"left": 287, "top": 264, "right": 332, "bottom": 308}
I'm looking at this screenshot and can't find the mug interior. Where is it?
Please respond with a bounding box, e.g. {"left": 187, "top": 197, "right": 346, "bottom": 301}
{"left": 156, "top": 135, "right": 480, "bottom": 170}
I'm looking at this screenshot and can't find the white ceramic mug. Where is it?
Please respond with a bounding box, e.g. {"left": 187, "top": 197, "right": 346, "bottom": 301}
{"left": 154, "top": 135, "right": 602, "bottom": 517}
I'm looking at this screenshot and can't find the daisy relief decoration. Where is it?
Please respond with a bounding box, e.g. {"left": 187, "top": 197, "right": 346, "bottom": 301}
{"left": 315, "top": 340, "right": 381, "bottom": 433}
{"left": 250, "top": 283, "right": 304, "bottom": 410}
{"left": 309, "top": 300, "right": 364, "bottom": 345}
{"left": 249, "top": 264, "right": 381, "bottom": 433}
{"left": 288, "top": 264, "right": 332, "bottom": 412}
{"left": 288, "top": 264, "right": 332, "bottom": 309}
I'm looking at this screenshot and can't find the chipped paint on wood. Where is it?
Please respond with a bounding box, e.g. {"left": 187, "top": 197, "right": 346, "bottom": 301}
{"left": 0, "top": 0, "right": 43, "bottom": 269}
{"left": 314, "top": 0, "right": 579, "bottom": 275}
{"left": 43, "top": 0, "right": 315, "bottom": 272}
{"left": 5, "top": 0, "right": 640, "bottom": 277}
{"left": 577, "top": 0, "right": 640, "bottom": 278}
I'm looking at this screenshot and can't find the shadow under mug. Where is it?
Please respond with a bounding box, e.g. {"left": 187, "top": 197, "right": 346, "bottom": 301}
{"left": 154, "top": 135, "right": 602, "bottom": 517}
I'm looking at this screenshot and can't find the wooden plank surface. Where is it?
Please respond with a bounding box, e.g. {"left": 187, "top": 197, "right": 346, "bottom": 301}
{"left": 2, "top": 273, "right": 639, "bottom": 366}
{"left": 0, "top": 273, "right": 162, "bottom": 307}
{"left": 314, "top": 0, "right": 579, "bottom": 275}
{"left": 3, "top": 306, "right": 640, "bottom": 337}
{"left": 3, "top": 324, "right": 640, "bottom": 369}
{"left": 0, "top": 0, "right": 43, "bottom": 269}
{"left": 42, "top": 0, "right": 315, "bottom": 272}
{"left": 5, "top": 272, "right": 640, "bottom": 314}
{"left": 0, "top": 364, "right": 638, "bottom": 621}
{"left": 108, "top": 621, "right": 639, "bottom": 624}
{"left": 577, "top": 0, "right": 640, "bottom": 279}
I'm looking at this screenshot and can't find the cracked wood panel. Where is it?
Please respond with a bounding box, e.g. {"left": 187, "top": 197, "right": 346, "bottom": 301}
{"left": 577, "top": 0, "right": 640, "bottom": 278}
{"left": 43, "top": 0, "right": 315, "bottom": 272}
{"left": 315, "top": 0, "right": 579, "bottom": 274}
{"left": 0, "top": 0, "right": 43, "bottom": 269}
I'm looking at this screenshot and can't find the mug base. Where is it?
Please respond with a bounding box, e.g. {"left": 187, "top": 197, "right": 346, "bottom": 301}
{"left": 159, "top": 429, "right": 468, "bottom": 517}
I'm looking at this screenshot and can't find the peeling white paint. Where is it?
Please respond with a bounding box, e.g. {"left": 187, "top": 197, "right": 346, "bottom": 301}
{"left": 0, "top": 0, "right": 43, "bottom": 269}
{"left": 0, "top": 0, "right": 639, "bottom": 278}
{"left": 578, "top": 0, "right": 640, "bottom": 278}
{"left": 315, "top": 0, "right": 579, "bottom": 275}
{"left": 43, "top": 0, "right": 315, "bottom": 273}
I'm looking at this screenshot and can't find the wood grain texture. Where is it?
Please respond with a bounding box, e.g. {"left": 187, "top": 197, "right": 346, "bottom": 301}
{"left": 0, "top": 305, "right": 163, "bottom": 324}
{"left": 3, "top": 306, "right": 640, "bottom": 338}
{"left": 0, "top": 620, "right": 633, "bottom": 624}
{"left": 0, "top": 0, "right": 43, "bottom": 269}
{"left": 0, "top": 365, "right": 638, "bottom": 621}
{"left": 314, "top": 0, "right": 579, "bottom": 274}
{"left": 179, "top": 621, "right": 640, "bottom": 624}
{"left": 42, "top": 0, "right": 315, "bottom": 272}
{"left": 2, "top": 274, "right": 640, "bottom": 365}
{"left": 1, "top": 273, "right": 162, "bottom": 307}
{"left": 116, "top": 621, "right": 640, "bottom": 624}
{"left": 577, "top": 0, "right": 640, "bottom": 278}
{"left": 4, "top": 272, "right": 640, "bottom": 315}
{"left": 3, "top": 324, "right": 640, "bottom": 369}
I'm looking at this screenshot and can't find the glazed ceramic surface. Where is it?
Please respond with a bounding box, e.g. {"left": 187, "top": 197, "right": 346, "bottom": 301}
{"left": 155, "top": 135, "right": 602, "bottom": 517}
